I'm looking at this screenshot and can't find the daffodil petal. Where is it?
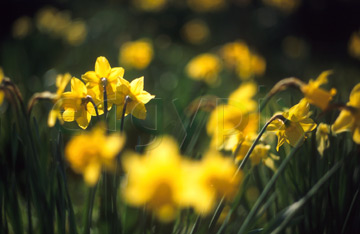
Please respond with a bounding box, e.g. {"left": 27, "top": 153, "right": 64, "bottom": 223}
{"left": 137, "top": 91, "right": 155, "bottom": 104}
{"left": 108, "top": 67, "right": 125, "bottom": 83}
{"left": 84, "top": 162, "right": 101, "bottom": 186}
{"left": 71, "top": 77, "right": 87, "bottom": 96}
{"left": 130, "top": 77, "right": 144, "bottom": 95}
{"left": 82, "top": 71, "right": 99, "bottom": 86}
{"left": 63, "top": 108, "right": 76, "bottom": 122}
{"left": 352, "top": 127, "right": 360, "bottom": 144}
{"left": 332, "top": 110, "right": 354, "bottom": 134}
{"left": 128, "top": 101, "right": 146, "bottom": 120}
{"left": 95, "top": 56, "right": 111, "bottom": 78}
{"left": 76, "top": 110, "right": 91, "bottom": 129}
{"left": 349, "top": 83, "right": 360, "bottom": 107}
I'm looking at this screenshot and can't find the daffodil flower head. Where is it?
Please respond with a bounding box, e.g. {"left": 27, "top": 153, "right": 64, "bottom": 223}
{"left": 119, "top": 39, "right": 154, "bottom": 69}
{"left": 316, "top": 123, "right": 331, "bottom": 156}
{"left": 186, "top": 53, "right": 222, "bottom": 85}
{"left": 116, "top": 76, "right": 155, "bottom": 120}
{"left": 332, "top": 83, "right": 360, "bottom": 144}
{"left": 65, "top": 123, "right": 125, "bottom": 186}
{"left": 121, "top": 136, "right": 187, "bottom": 222}
{"left": 300, "top": 70, "right": 337, "bottom": 110}
{"left": 185, "top": 151, "right": 242, "bottom": 215}
{"left": 267, "top": 99, "right": 317, "bottom": 151}
{"left": 82, "top": 56, "right": 125, "bottom": 111}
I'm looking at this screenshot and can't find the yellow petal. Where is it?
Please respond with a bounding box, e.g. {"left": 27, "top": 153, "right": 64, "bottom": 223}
{"left": 82, "top": 71, "right": 99, "bottom": 86}
{"left": 48, "top": 109, "right": 59, "bottom": 127}
{"left": 0, "top": 91, "right": 4, "bottom": 105}
{"left": 84, "top": 162, "right": 101, "bottom": 186}
{"left": 130, "top": 77, "right": 144, "bottom": 95}
{"left": 332, "top": 110, "right": 354, "bottom": 134}
{"left": 56, "top": 73, "right": 71, "bottom": 96}
{"left": 353, "top": 126, "right": 360, "bottom": 144}
{"left": 137, "top": 91, "right": 155, "bottom": 104}
{"left": 300, "top": 118, "right": 317, "bottom": 132}
{"left": 95, "top": 56, "right": 111, "bottom": 78}
{"left": 349, "top": 83, "right": 360, "bottom": 107}
{"left": 71, "top": 77, "right": 87, "bottom": 97}
{"left": 103, "top": 133, "right": 125, "bottom": 159}
{"left": 108, "top": 67, "right": 125, "bottom": 83}
{"left": 285, "top": 121, "right": 304, "bottom": 147}
{"left": 76, "top": 110, "right": 91, "bottom": 129}
{"left": 313, "top": 70, "right": 332, "bottom": 87}
{"left": 128, "top": 101, "right": 146, "bottom": 120}
{"left": 63, "top": 108, "right": 76, "bottom": 122}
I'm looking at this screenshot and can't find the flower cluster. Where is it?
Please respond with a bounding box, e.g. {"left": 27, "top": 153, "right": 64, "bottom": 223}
{"left": 45, "top": 56, "right": 154, "bottom": 129}
{"left": 122, "top": 136, "right": 243, "bottom": 222}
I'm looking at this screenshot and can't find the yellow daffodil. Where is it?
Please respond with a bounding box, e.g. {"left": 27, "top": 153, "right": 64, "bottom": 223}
{"left": 54, "top": 77, "right": 99, "bottom": 129}
{"left": 181, "top": 19, "right": 209, "bottom": 45}
{"left": 267, "top": 99, "right": 317, "bottom": 151}
{"left": 233, "top": 139, "right": 279, "bottom": 171}
{"left": 65, "top": 124, "right": 125, "bottom": 186}
{"left": 82, "top": 56, "right": 125, "bottom": 111}
{"left": 0, "top": 67, "right": 4, "bottom": 105}
{"left": 116, "top": 76, "right": 155, "bottom": 120}
{"left": 228, "top": 82, "right": 258, "bottom": 112}
{"left": 119, "top": 39, "right": 154, "bottom": 69}
{"left": 184, "top": 151, "right": 242, "bottom": 214}
{"left": 300, "top": 71, "right": 337, "bottom": 110}
{"left": 316, "top": 123, "right": 331, "bottom": 156}
{"left": 122, "top": 136, "right": 187, "bottom": 222}
{"left": 348, "top": 30, "right": 360, "bottom": 59}
{"left": 332, "top": 83, "right": 360, "bottom": 144}
{"left": 186, "top": 53, "right": 222, "bottom": 85}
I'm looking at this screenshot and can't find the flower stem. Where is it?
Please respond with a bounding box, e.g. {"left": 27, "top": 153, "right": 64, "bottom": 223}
{"left": 101, "top": 78, "right": 108, "bottom": 121}
{"left": 120, "top": 95, "right": 130, "bottom": 132}
{"left": 83, "top": 185, "right": 97, "bottom": 234}
{"left": 85, "top": 95, "right": 100, "bottom": 121}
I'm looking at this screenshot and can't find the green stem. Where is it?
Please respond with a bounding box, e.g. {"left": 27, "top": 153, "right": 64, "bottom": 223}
{"left": 120, "top": 96, "right": 130, "bottom": 132}
{"left": 83, "top": 185, "right": 97, "bottom": 234}
{"left": 237, "top": 137, "right": 304, "bottom": 234}
{"left": 101, "top": 78, "right": 108, "bottom": 121}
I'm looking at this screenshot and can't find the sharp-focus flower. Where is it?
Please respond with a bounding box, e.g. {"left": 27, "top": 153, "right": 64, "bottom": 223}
{"left": 0, "top": 67, "right": 4, "bottom": 105}
{"left": 207, "top": 83, "right": 258, "bottom": 149}
{"left": 119, "top": 39, "right": 154, "bottom": 69}
{"left": 65, "top": 124, "right": 125, "bottom": 186}
{"left": 332, "top": 83, "right": 360, "bottom": 144}
{"left": 300, "top": 71, "right": 337, "bottom": 110}
{"left": 267, "top": 99, "right": 317, "bottom": 151}
{"left": 185, "top": 151, "right": 242, "bottom": 214}
{"left": 121, "top": 136, "right": 187, "bottom": 222}
{"left": 116, "top": 76, "right": 155, "bottom": 120}
{"left": 186, "top": 53, "right": 222, "bottom": 85}
{"left": 82, "top": 56, "right": 125, "bottom": 111}
{"left": 316, "top": 123, "right": 331, "bottom": 156}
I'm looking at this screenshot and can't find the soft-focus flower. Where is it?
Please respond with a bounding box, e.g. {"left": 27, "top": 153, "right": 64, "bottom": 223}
{"left": 132, "top": 0, "right": 167, "bottom": 12}
{"left": 262, "top": 0, "right": 300, "bottom": 13}
{"left": 187, "top": 0, "right": 226, "bottom": 12}
{"left": 207, "top": 82, "right": 258, "bottom": 149}
{"left": 116, "top": 76, "right": 155, "bottom": 120}
{"left": 316, "top": 123, "right": 330, "bottom": 156}
{"left": 82, "top": 56, "right": 125, "bottom": 111}
{"left": 181, "top": 19, "right": 209, "bottom": 45}
{"left": 12, "top": 16, "right": 32, "bottom": 39}
{"left": 65, "top": 124, "right": 125, "bottom": 186}
{"left": 267, "top": 99, "right": 317, "bottom": 151}
{"left": 300, "top": 71, "right": 337, "bottom": 110}
{"left": 348, "top": 30, "right": 360, "bottom": 59}
{"left": 332, "top": 83, "right": 360, "bottom": 144}
{"left": 185, "top": 151, "right": 242, "bottom": 214}
{"left": 0, "top": 67, "right": 4, "bottom": 105}
{"left": 60, "top": 77, "right": 99, "bottom": 129}
{"left": 119, "top": 39, "right": 154, "bottom": 70}
{"left": 186, "top": 53, "right": 222, "bottom": 85}
{"left": 233, "top": 139, "right": 279, "bottom": 171}
{"left": 220, "top": 41, "right": 266, "bottom": 80}
{"left": 122, "top": 137, "right": 187, "bottom": 222}
{"left": 64, "top": 20, "right": 87, "bottom": 46}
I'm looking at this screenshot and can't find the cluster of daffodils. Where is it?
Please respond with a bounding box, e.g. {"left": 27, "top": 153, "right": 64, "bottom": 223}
{"left": 122, "top": 136, "right": 243, "bottom": 222}
{"left": 31, "top": 56, "right": 155, "bottom": 129}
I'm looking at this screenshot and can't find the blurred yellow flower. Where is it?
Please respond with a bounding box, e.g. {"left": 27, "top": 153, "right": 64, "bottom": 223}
{"left": 82, "top": 56, "right": 125, "bottom": 111}
{"left": 262, "top": 0, "right": 300, "bottom": 13}
{"left": 267, "top": 99, "right": 317, "bottom": 151}
{"left": 220, "top": 41, "right": 266, "bottom": 80}
{"left": 185, "top": 151, "right": 242, "bottom": 214}
{"left": 233, "top": 139, "right": 279, "bottom": 171}
{"left": 181, "top": 19, "right": 209, "bottom": 45}
{"left": 65, "top": 124, "right": 125, "bottom": 186}
{"left": 348, "top": 30, "right": 360, "bottom": 59}
{"left": 119, "top": 39, "right": 154, "bottom": 70}
{"left": 332, "top": 83, "right": 360, "bottom": 144}
{"left": 60, "top": 77, "right": 99, "bottom": 129}
{"left": 186, "top": 53, "right": 222, "bottom": 85}
{"left": 116, "top": 76, "right": 155, "bottom": 120}
{"left": 207, "top": 82, "right": 258, "bottom": 149}
{"left": 316, "top": 123, "right": 330, "bottom": 157}
{"left": 187, "top": 0, "right": 226, "bottom": 12}
{"left": 0, "top": 67, "right": 4, "bottom": 105}
{"left": 12, "top": 16, "right": 32, "bottom": 39}
{"left": 122, "top": 136, "right": 187, "bottom": 222}
{"left": 132, "top": 0, "right": 167, "bottom": 12}
{"left": 300, "top": 71, "right": 336, "bottom": 110}
{"left": 64, "top": 20, "right": 87, "bottom": 46}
